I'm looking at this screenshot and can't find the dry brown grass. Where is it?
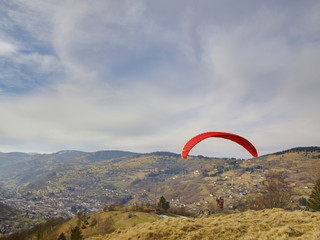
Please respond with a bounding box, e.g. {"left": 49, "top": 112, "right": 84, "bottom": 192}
{"left": 51, "top": 208, "right": 160, "bottom": 240}
{"left": 89, "top": 209, "right": 320, "bottom": 240}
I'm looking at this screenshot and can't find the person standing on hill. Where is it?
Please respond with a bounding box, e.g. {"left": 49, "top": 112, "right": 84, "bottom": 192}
{"left": 216, "top": 197, "right": 224, "bottom": 209}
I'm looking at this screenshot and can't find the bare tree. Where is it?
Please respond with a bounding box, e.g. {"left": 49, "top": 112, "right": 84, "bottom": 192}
{"left": 251, "top": 171, "right": 293, "bottom": 210}
{"left": 307, "top": 162, "right": 320, "bottom": 184}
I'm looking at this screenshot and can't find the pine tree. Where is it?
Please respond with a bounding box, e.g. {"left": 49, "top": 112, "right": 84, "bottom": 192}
{"left": 307, "top": 178, "right": 320, "bottom": 211}
{"left": 158, "top": 196, "right": 170, "bottom": 210}
{"left": 57, "top": 232, "right": 67, "bottom": 240}
{"left": 70, "top": 226, "right": 83, "bottom": 240}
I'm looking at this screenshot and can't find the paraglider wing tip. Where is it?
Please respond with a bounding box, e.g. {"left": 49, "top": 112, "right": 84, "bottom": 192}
{"left": 249, "top": 148, "right": 258, "bottom": 158}
{"left": 181, "top": 149, "right": 188, "bottom": 159}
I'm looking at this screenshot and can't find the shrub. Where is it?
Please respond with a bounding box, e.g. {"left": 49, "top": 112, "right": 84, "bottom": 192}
{"left": 158, "top": 196, "right": 170, "bottom": 210}
{"left": 307, "top": 178, "right": 320, "bottom": 211}
{"left": 70, "top": 226, "right": 83, "bottom": 240}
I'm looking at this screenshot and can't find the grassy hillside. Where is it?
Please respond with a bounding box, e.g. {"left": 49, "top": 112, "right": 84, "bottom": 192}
{"left": 91, "top": 208, "right": 320, "bottom": 240}
{"left": 55, "top": 207, "right": 160, "bottom": 239}
{"left": 0, "top": 206, "right": 161, "bottom": 240}
{"left": 4, "top": 206, "right": 320, "bottom": 240}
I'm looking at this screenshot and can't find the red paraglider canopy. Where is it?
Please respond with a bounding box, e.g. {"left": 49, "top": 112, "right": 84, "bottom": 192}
{"left": 181, "top": 132, "right": 258, "bottom": 159}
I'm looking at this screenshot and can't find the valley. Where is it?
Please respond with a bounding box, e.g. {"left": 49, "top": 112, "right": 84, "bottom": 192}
{"left": 0, "top": 147, "right": 319, "bottom": 237}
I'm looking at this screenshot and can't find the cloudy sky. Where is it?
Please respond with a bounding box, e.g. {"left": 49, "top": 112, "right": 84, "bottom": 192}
{"left": 0, "top": 0, "right": 319, "bottom": 158}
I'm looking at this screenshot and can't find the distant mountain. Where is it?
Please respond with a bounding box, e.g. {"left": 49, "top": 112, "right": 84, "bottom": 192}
{"left": 265, "top": 146, "right": 320, "bottom": 156}
{"left": 88, "top": 150, "right": 140, "bottom": 162}
{"left": 0, "top": 150, "right": 140, "bottom": 181}
{"left": 149, "top": 151, "right": 181, "bottom": 158}
{"left": 0, "top": 152, "right": 30, "bottom": 164}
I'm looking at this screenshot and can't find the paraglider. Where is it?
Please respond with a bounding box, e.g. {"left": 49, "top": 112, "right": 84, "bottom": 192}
{"left": 181, "top": 132, "right": 258, "bottom": 159}
{"left": 216, "top": 197, "right": 224, "bottom": 209}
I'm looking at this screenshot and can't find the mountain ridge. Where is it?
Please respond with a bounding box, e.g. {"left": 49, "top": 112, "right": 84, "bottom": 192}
{"left": 1, "top": 145, "right": 319, "bottom": 160}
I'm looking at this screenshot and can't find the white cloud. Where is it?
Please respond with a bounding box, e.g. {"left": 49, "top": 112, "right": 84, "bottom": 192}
{"left": 0, "top": 1, "right": 319, "bottom": 158}
{"left": 0, "top": 40, "right": 17, "bottom": 56}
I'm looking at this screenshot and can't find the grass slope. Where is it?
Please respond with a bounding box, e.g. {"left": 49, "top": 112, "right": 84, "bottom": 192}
{"left": 49, "top": 207, "right": 160, "bottom": 240}
{"left": 92, "top": 209, "right": 320, "bottom": 240}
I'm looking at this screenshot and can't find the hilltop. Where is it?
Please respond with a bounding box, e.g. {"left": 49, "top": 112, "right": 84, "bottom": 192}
{"left": 100, "top": 208, "right": 320, "bottom": 240}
